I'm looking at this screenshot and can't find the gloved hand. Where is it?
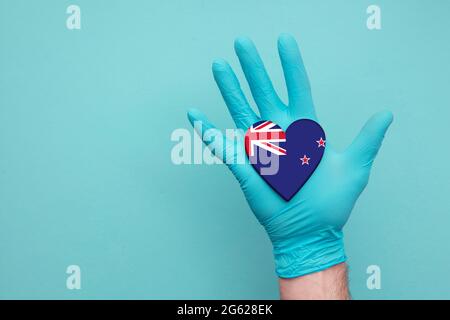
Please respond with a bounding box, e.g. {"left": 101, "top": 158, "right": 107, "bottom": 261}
{"left": 187, "top": 34, "right": 393, "bottom": 278}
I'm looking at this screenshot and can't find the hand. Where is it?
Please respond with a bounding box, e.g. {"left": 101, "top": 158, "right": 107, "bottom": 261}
{"left": 187, "top": 34, "right": 393, "bottom": 278}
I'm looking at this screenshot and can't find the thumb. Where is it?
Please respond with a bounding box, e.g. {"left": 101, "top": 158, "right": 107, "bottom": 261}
{"left": 187, "top": 108, "right": 249, "bottom": 182}
{"left": 346, "top": 110, "right": 394, "bottom": 167}
{"left": 187, "top": 108, "right": 225, "bottom": 160}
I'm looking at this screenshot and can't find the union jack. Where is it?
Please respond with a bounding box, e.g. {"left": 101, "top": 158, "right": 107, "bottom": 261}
{"left": 245, "top": 121, "right": 287, "bottom": 157}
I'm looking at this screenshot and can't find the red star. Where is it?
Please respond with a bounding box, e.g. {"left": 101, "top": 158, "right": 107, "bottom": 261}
{"left": 300, "top": 155, "right": 310, "bottom": 165}
{"left": 316, "top": 137, "right": 326, "bottom": 148}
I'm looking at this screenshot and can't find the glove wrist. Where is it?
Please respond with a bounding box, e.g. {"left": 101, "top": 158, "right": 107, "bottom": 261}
{"left": 272, "top": 229, "right": 346, "bottom": 278}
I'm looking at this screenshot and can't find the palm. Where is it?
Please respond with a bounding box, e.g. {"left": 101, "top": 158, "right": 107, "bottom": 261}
{"left": 188, "top": 34, "right": 392, "bottom": 233}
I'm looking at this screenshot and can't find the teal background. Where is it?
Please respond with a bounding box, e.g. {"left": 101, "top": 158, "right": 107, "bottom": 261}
{"left": 0, "top": 0, "right": 449, "bottom": 299}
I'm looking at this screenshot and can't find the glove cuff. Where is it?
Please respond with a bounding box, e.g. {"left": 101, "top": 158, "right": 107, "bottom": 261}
{"left": 273, "top": 230, "right": 346, "bottom": 278}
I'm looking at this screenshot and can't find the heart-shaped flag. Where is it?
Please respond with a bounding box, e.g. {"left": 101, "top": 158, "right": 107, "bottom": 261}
{"left": 245, "top": 119, "right": 326, "bottom": 201}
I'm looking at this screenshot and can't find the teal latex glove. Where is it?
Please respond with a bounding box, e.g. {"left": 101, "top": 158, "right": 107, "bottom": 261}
{"left": 187, "top": 34, "right": 393, "bottom": 278}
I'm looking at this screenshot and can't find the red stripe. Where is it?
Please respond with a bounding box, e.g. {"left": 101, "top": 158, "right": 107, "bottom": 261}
{"left": 247, "top": 132, "right": 286, "bottom": 141}
{"left": 245, "top": 134, "right": 250, "bottom": 155}
{"left": 261, "top": 142, "right": 287, "bottom": 155}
